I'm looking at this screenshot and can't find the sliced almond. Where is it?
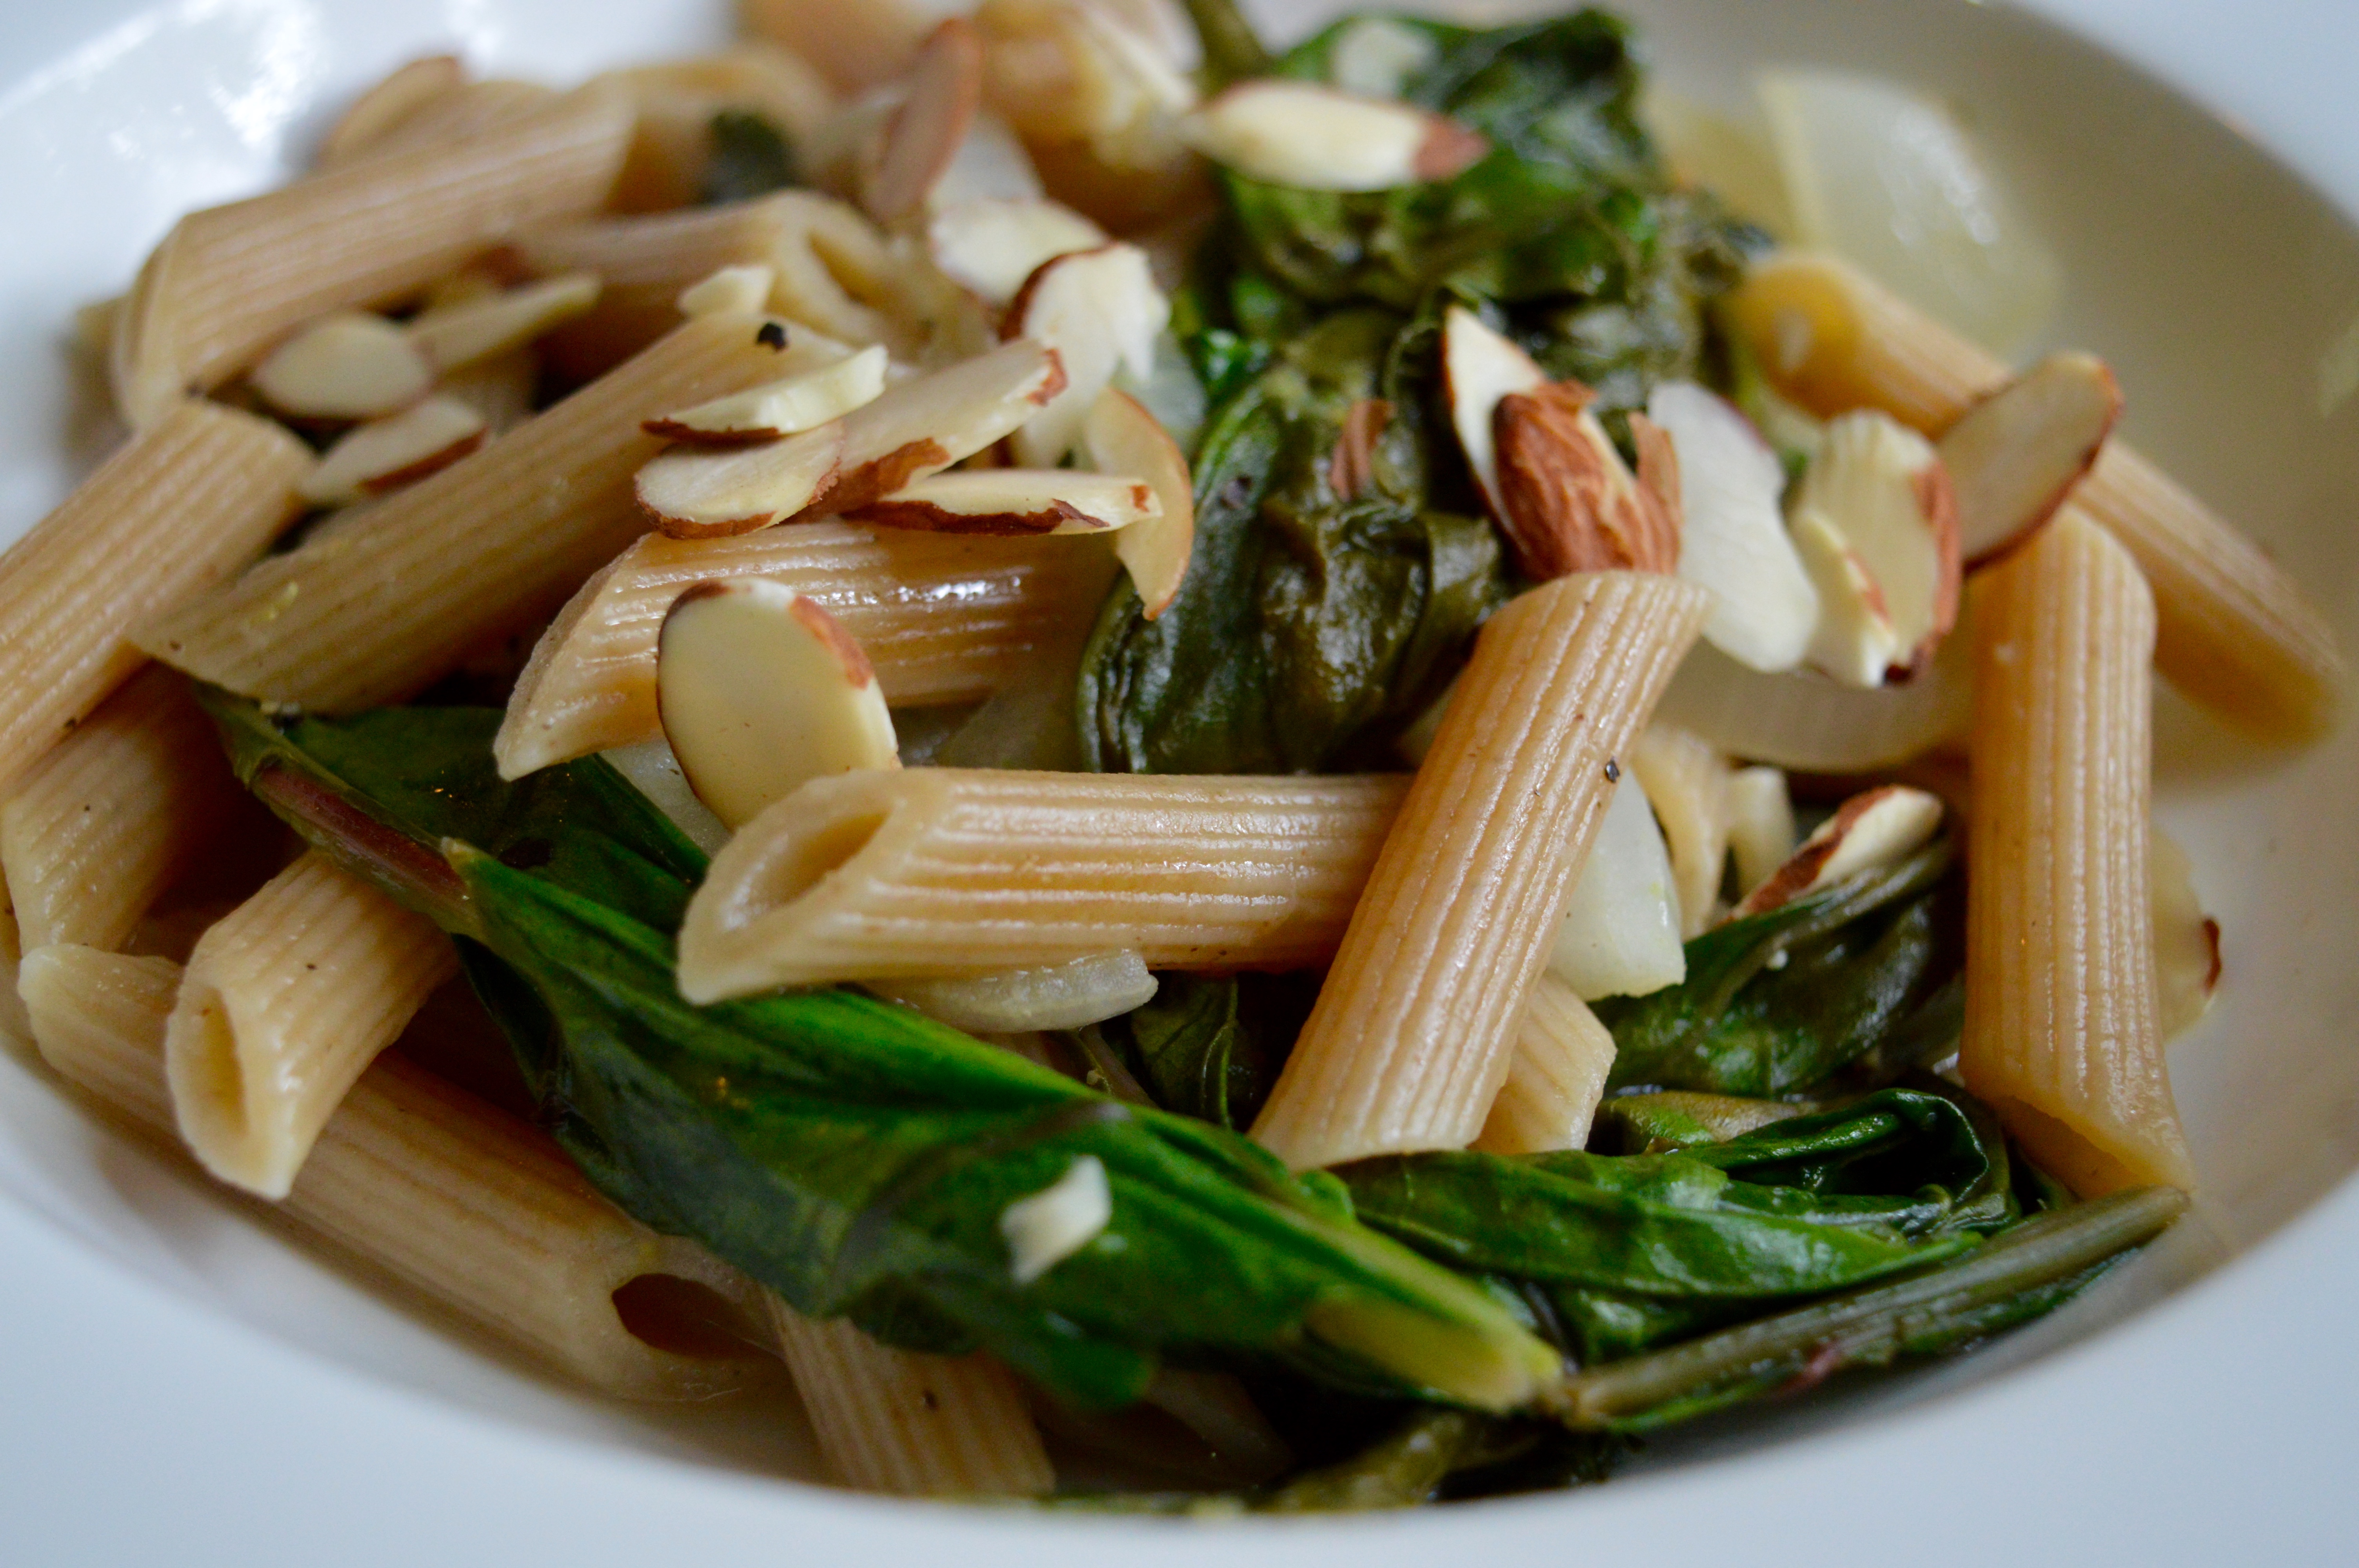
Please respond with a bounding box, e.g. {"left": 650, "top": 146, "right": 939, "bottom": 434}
{"left": 318, "top": 55, "right": 466, "bottom": 167}
{"left": 927, "top": 197, "right": 1108, "bottom": 308}
{"left": 928, "top": 110, "right": 1045, "bottom": 211}
{"left": 656, "top": 579, "right": 899, "bottom": 829}
{"left": 645, "top": 342, "right": 887, "bottom": 444}
{"left": 1082, "top": 387, "right": 1194, "bottom": 619}
{"left": 2152, "top": 827, "right": 2221, "bottom": 1040}
{"left": 1329, "top": 398, "right": 1393, "bottom": 501}
{"left": 1793, "top": 411, "right": 1961, "bottom": 679}
{"left": 849, "top": 469, "right": 1160, "bottom": 535}
{"left": 1002, "top": 243, "right": 1167, "bottom": 466}
{"left": 1939, "top": 351, "right": 2123, "bottom": 564}
{"left": 299, "top": 395, "right": 489, "bottom": 506}
{"left": 636, "top": 336, "right": 1061, "bottom": 535}
{"left": 1791, "top": 504, "right": 1904, "bottom": 688}
{"left": 249, "top": 312, "right": 434, "bottom": 420}
{"left": 1725, "top": 766, "right": 1799, "bottom": 897}
{"left": 1646, "top": 381, "right": 1821, "bottom": 673}
{"left": 406, "top": 273, "right": 602, "bottom": 375}
{"left": 1441, "top": 305, "right": 1546, "bottom": 520}
{"left": 1181, "top": 80, "right": 1487, "bottom": 191}
{"left": 677, "top": 264, "right": 778, "bottom": 318}
{"left": 1732, "top": 784, "right": 1944, "bottom": 920}
{"left": 866, "top": 17, "right": 986, "bottom": 224}
{"left": 1493, "top": 383, "right": 1679, "bottom": 579}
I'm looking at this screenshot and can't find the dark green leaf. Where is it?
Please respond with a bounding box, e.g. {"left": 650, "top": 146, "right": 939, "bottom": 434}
{"left": 1596, "top": 842, "right": 1964, "bottom": 1096}
{"left": 1082, "top": 971, "right": 1321, "bottom": 1132}
{"left": 700, "top": 111, "right": 796, "bottom": 205}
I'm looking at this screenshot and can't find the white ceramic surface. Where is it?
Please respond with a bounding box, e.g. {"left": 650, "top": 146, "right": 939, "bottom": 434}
{"left": 2, "top": 1, "right": 2355, "bottom": 1562}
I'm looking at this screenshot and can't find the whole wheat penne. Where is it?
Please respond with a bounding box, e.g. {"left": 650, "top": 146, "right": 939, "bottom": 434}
{"left": 520, "top": 192, "right": 906, "bottom": 377}
{"left": 497, "top": 524, "right": 1116, "bottom": 777}
{"left": 0, "top": 666, "right": 245, "bottom": 954}
{"left": 112, "top": 88, "right": 633, "bottom": 427}
{"left": 0, "top": 399, "right": 308, "bottom": 793}
{"left": 1961, "top": 511, "right": 2195, "bottom": 1195}
{"left": 22, "top": 943, "right": 777, "bottom": 1400}
{"left": 676, "top": 770, "right": 1410, "bottom": 1001}
{"left": 763, "top": 1297, "right": 1054, "bottom": 1497}
{"left": 1474, "top": 973, "right": 1619, "bottom": 1156}
{"left": 166, "top": 851, "right": 458, "bottom": 1199}
{"left": 1725, "top": 251, "right": 2344, "bottom": 742}
{"left": 138, "top": 313, "right": 800, "bottom": 713}
{"left": 1252, "top": 573, "right": 1708, "bottom": 1171}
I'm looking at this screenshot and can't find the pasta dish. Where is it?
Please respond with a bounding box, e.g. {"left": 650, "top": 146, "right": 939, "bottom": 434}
{"left": 0, "top": 0, "right": 2337, "bottom": 1509}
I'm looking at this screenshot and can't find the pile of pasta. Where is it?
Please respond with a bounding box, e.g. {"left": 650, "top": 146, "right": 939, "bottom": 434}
{"left": 0, "top": 0, "right": 2338, "bottom": 1505}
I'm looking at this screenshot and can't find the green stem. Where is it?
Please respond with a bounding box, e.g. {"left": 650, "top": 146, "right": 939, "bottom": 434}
{"left": 1545, "top": 1186, "right": 2188, "bottom": 1429}
{"left": 1181, "top": 0, "right": 1273, "bottom": 88}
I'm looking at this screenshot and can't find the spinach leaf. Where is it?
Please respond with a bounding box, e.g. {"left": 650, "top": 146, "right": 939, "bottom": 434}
{"left": 1081, "top": 971, "right": 1321, "bottom": 1132}
{"left": 700, "top": 110, "right": 797, "bottom": 205}
{"left": 1596, "top": 841, "right": 1965, "bottom": 1096}
{"left": 1079, "top": 309, "right": 1507, "bottom": 773}
{"left": 204, "top": 693, "right": 1561, "bottom": 1414}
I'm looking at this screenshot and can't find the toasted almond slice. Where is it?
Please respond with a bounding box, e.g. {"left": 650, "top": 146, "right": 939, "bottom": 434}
{"left": 645, "top": 342, "right": 887, "bottom": 444}
{"left": 867, "top": 18, "right": 986, "bottom": 224}
{"left": 1939, "top": 350, "right": 2123, "bottom": 564}
{"left": 1794, "top": 411, "right": 1961, "bottom": 678}
{"left": 1647, "top": 381, "right": 1821, "bottom": 673}
{"left": 635, "top": 336, "right": 1061, "bottom": 535}
{"left": 250, "top": 312, "right": 434, "bottom": 420}
{"left": 406, "top": 273, "right": 602, "bottom": 374}
{"left": 1083, "top": 387, "right": 1195, "bottom": 619}
{"left": 656, "top": 579, "right": 899, "bottom": 829}
{"left": 1181, "top": 80, "right": 1487, "bottom": 191}
{"left": 1725, "top": 766, "right": 1799, "bottom": 897}
{"left": 1493, "top": 383, "right": 1679, "bottom": 579}
{"left": 1441, "top": 305, "right": 1546, "bottom": 520}
{"left": 1732, "top": 784, "right": 1943, "bottom": 919}
{"left": 1791, "top": 504, "right": 1904, "bottom": 688}
{"left": 2152, "top": 828, "right": 2221, "bottom": 1040}
{"left": 318, "top": 55, "right": 467, "bottom": 167}
{"left": 850, "top": 469, "right": 1160, "bottom": 535}
{"left": 927, "top": 197, "right": 1107, "bottom": 308}
{"left": 1002, "top": 243, "right": 1167, "bottom": 466}
{"left": 299, "top": 394, "right": 489, "bottom": 506}
{"left": 677, "top": 263, "right": 778, "bottom": 318}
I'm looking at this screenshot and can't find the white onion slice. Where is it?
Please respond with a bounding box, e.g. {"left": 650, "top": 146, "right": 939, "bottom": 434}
{"left": 1653, "top": 632, "right": 1970, "bottom": 772}
{"left": 868, "top": 950, "right": 1159, "bottom": 1033}
{"left": 1550, "top": 779, "right": 1685, "bottom": 1002}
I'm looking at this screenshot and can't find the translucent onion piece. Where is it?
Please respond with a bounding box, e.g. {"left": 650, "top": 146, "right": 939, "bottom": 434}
{"left": 1654, "top": 630, "right": 1970, "bottom": 772}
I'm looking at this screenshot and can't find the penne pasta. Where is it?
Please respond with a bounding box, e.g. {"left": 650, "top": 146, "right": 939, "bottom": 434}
{"left": 0, "top": 399, "right": 309, "bottom": 794}
{"left": 0, "top": 666, "right": 247, "bottom": 953}
{"left": 166, "top": 851, "right": 458, "bottom": 1200}
{"left": 22, "top": 943, "right": 778, "bottom": 1400}
{"left": 497, "top": 524, "right": 1116, "bottom": 777}
{"left": 1474, "top": 974, "right": 1620, "bottom": 1156}
{"left": 1961, "top": 510, "right": 2195, "bottom": 1195}
{"left": 1252, "top": 573, "right": 1708, "bottom": 1171}
{"left": 763, "top": 1297, "right": 1055, "bottom": 1497}
{"left": 137, "top": 312, "right": 801, "bottom": 713}
{"left": 676, "top": 769, "right": 1411, "bottom": 1001}
{"left": 112, "top": 88, "right": 633, "bottom": 427}
{"left": 519, "top": 191, "right": 923, "bottom": 378}
{"left": 1724, "top": 251, "right": 2344, "bottom": 742}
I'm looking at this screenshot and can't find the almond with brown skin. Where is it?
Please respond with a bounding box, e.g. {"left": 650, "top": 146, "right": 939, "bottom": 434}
{"left": 1492, "top": 383, "right": 1679, "bottom": 579}
{"left": 848, "top": 469, "right": 1160, "bottom": 535}
{"left": 1329, "top": 398, "right": 1393, "bottom": 501}
{"left": 1732, "top": 784, "right": 1943, "bottom": 919}
{"left": 865, "top": 18, "right": 986, "bottom": 225}
{"left": 1938, "top": 350, "right": 2123, "bottom": 564}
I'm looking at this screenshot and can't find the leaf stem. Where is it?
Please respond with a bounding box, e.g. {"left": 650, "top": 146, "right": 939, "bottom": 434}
{"left": 1542, "top": 1185, "right": 2188, "bottom": 1428}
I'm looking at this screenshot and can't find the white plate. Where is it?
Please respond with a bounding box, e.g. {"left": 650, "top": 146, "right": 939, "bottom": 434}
{"left": 3, "top": 0, "right": 2357, "bottom": 1562}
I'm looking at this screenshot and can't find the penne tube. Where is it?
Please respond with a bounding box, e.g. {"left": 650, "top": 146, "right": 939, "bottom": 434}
{"left": 1961, "top": 511, "right": 2195, "bottom": 1195}
{"left": 0, "top": 666, "right": 247, "bottom": 953}
{"left": 496, "top": 524, "right": 1116, "bottom": 777}
{"left": 112, "top": 88, "right": 633, "bottom": 427}
{"left": 22, "top": 943, "right": 778, "bottom": 1401}
{"left": 676, "top": 770, "right": 1411, "bottom": 1001}
{"left": 519, "top": 192, "right": 907, "bottom": 377}
{"left": 1252, "top": 573, "right": 1709, "bottom": 1171}
{"left": 763, "top": 1296, "right": 1055, "bottom": 1498}
{"left": 138, "top": 312, "right": 801, "bottom": 713}
{"left": 166, "top": 851, "right": 458, "bottom": 1200}
{"left": 1724, "top": 251, "right": 2344, "bottom": 742}
{"left": 0, "top": 399, "right": 309, "bottom": 793}
{"left": 1474, "top": 973, "right": 1619, "bottom": 1156}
